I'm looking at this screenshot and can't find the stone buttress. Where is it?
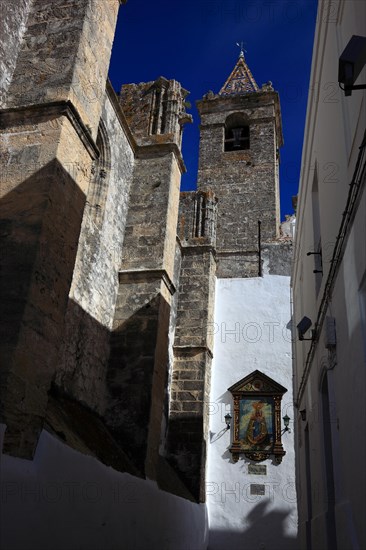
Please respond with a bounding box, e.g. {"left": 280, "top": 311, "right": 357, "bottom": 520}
{"left": 106, "top": 78, "right": 192, "bottom": 479}
{"left": 166, "top": 190, "right": 218, "bottom": 501}
{"left": 0, "top": 0, "right": 124, "bottom": 458}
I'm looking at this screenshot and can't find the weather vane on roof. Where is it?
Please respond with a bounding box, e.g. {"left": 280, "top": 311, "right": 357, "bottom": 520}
{"left": 236, "top": 41, "right": 247, "bottom": 58}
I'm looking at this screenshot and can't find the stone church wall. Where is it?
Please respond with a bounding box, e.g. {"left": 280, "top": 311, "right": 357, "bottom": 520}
{"left": 0, "top": 0, "right": 33, "bottom": 107}
{"left": 0, "top": 0, "right": 297, "bottom": 546}
{"left": 55, "top": 90, "right": 135, "bottom": 414}
{"left": 0, "top": 0, "right": 122, "bottom": 459}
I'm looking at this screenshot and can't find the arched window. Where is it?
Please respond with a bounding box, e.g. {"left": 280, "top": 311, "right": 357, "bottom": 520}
{"left": 224, "top": 113, "right": 250, "bottom": 152}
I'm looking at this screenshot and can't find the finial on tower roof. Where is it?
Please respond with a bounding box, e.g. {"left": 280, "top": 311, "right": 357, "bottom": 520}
{"left": 236, "top": 41, "right": 247, "bottom": 59}
{"left": 219, "top": 45, "right": 259, "bottom": 96}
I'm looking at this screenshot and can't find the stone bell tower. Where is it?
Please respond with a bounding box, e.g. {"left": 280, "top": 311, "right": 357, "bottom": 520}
{"left": 196, "top": 49, "right": 283, "bottom": 277}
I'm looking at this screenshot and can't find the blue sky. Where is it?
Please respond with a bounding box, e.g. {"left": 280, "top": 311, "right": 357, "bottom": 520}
{"left": 109, "top": 0, "right": 318, "bottom": 219}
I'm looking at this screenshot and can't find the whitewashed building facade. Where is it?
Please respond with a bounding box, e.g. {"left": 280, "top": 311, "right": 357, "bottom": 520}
{"left": 292, "top": 1, "right": 366, "bottom": 548}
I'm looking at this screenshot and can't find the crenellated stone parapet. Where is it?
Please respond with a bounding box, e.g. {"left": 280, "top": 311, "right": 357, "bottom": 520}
{"left": 120, "top": 77, "right": 192, "bottom": 148}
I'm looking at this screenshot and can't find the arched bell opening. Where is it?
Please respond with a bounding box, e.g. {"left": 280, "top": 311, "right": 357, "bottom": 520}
{"left": 224, "top": 113, "right": 250, "bottom": 152}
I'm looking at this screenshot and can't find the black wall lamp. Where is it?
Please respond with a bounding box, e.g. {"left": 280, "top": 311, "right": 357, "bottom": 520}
{"left": 338, "top": 35, "right": 366, "bottom": 96}
{"left": 297, "top": 316, "right": 315, "bottom": 341}
{"left": 224, "top": 413, "right": 232, "bottom": 430}
{"left": 307, "top": 251, "right": 323, "bottom": 274}
{"left": 282, "top": 414, "right": 291, "bottom": 434}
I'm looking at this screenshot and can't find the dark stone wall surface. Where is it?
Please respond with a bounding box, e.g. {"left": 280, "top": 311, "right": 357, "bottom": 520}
{"left": 160, "top": 240, "right": 182, "bottom": 452}
{"left": 106, "top": 280, "right": 164, "bottom": 472}
{"left": 262, "top": 241, "right": 293, "bottom": 276}
{"left": 102, "top": 97, "right": 184, "bottom": 477}
{"left": 0, "top": 0, "right": 123, "bottom": 458}
{"left": 4, "top": 0, "right": 120, "bottom": 137}
{"left": 166, "top": 191, "right": 217, "bottom": 502}
{"left": 0, "top": 0, "right": 32, "bottom": 107}
{"left": 167, "top": 349, "right": 212, "bottom": 502}
{"left": 0, "top": 154, "right": 87, "bottom": 459}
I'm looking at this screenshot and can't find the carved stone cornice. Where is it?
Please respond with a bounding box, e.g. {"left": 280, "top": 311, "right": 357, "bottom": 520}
{"left": 118, "top": 268, "right": 176, "bottom": 295}
{"left": 179, "top": 243, "right": 216, "bottom": 257}
{"left": 173, "top": 345, "right": 214, "bottom": 359}
{"left": 135, "top": 142, "right": 186, "bottom": 174}
{"left": 0, "top": 101, "right": 100, "bottom": 160}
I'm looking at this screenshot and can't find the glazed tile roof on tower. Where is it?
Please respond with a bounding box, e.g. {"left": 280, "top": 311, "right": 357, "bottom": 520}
{"left": 219, "top": 52, "right": 259, "bottom": 95}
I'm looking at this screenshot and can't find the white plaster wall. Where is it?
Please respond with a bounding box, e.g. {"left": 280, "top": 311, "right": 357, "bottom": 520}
{"left": 207, "top": 276, "right": 297, "bottom": 550}
{"left": 291, "top": 1, "right": 366, "bottom": 548}
{"left": 292, "top": 0, "right": 366, "bottom": 389}
{"left": 294, "top": 186, "right": 366, "bottom": 550}
{"left": 0, "top": 425, "right": 208, "bottom": 550}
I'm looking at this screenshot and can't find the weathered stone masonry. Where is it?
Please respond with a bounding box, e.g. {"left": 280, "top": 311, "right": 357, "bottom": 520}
{"left": 197, "top": 88, "right": 283, "bottom": 278}
{"left": 0, "top": 0, "right": 33, "bottom": 107}
{"left": 0, "top": 0, "right": 123, "bottom": 458}
{"left": 106, "top": 79, "right": 192, "bottom": 480}
{"left": 55, "top": 85, "right": 135, "bottom": 415}
{"left": 0, "top": 1, "right": 292, "bottom": 510}
{"left": 167, "top": 191, "right": 217, "bottom": 501}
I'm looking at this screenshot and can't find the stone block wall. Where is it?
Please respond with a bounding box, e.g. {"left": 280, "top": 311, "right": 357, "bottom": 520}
{"left": 106, "top": 145, "right": 182, "bottom": 474}
{"left": 55, "top": 90, "right": 135, "bottom": 415}
{"left": 174, "top": 246, "right": 216, "bottom": 349}
{"left": 0, "top": 0, "right": 33, "bottom": 107}
{"left": 0, "top": 0, "right": 122, "bottom": 458}
{"left": 196, "top": 91, "right": 283, "bottom": 277}
{"left": 105, "top": 83, "right": 190, "bottom": 479}
{"left": 167, "top": 191, "right": 217, "bottom": 501}
{"left": 119, "top": 153, "right": 182, "bottom": 279}
{"left": 262, "top": 240, "right": 293, "bottom": 276}
{"left": 168, "top": 348, "right": 212, "bottom": 502}
{"left": 107, "top": 277, "right": 170, "bottom": 476}
{"left": 0, "top": 109, "right": 94, "bottom": 459}
{"left": 3, "top": 0, "right": 120, "bottom": 138}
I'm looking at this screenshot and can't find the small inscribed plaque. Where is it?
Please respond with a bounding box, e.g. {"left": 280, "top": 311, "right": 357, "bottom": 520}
{"left": 250, "top": 484, "right": 265, "bottom": 496}
{"left": 248, "top": 464, "right": 267, "bottom": 475}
